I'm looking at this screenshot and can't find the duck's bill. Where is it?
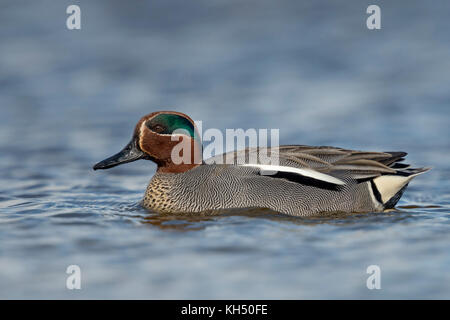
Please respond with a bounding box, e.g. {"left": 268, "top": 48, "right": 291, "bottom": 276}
{"left": 93, "top": 139, "right": 146, "bottom": 170}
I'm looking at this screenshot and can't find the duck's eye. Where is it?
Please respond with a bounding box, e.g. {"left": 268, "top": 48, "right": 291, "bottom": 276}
{"left": 151, "top": 124, "right": 165, "bottom": 133}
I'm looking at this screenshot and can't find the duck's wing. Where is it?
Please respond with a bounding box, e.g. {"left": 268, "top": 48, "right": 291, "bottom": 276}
{"left": 276, "top": 145, "right": 402, "bottom": 181}
{"left": 206, "top": 144, "right": 428, "bottom": 186}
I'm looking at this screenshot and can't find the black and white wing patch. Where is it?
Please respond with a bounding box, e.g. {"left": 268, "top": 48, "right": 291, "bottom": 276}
{"left": 240, "top": 164, "right": 346, "bottom": 190}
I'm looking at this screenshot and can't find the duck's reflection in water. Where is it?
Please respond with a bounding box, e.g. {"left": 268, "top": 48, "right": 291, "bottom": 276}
{"left": 137, "top": 207, "right": 411, "bottom": 231}
{"left": 140, "top": 207, "right": 280, "bottom": 231}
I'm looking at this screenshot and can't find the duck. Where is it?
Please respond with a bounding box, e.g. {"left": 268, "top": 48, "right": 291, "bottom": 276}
{"left": 93, "top": 111, "right": 429, "bottom": 216}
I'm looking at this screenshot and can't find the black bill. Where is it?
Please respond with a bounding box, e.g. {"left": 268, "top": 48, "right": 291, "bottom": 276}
{"left": 93, "top": 139, "right": 146, "bottom": 170}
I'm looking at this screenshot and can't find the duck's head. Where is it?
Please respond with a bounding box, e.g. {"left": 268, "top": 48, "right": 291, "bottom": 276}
{"left": 93, "top": 111, "right": 202, "bottom": 173}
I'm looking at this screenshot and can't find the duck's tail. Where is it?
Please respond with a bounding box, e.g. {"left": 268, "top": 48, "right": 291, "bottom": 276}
{"left": 371, "top": 167, "right": 431, "bottom": 209}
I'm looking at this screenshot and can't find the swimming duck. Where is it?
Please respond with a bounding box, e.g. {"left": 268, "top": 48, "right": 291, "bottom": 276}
{"left": 93, "top": 111, "right": 429, "bottom": 216}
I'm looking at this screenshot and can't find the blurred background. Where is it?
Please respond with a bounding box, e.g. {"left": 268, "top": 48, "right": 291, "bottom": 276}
{"left": 0, "top": 0, "right": 449, "bottom": 299}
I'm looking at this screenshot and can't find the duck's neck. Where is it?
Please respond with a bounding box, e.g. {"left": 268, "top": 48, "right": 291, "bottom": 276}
{"left": 156, "top": 161, "right": 202, "bottom": 173}
{"left": 155, "top": 139, "right": 203, "bottom": 173}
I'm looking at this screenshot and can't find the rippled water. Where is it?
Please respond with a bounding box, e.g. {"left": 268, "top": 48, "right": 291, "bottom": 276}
{"left": 1, "top": 0, "right": 449, "bottom": 299}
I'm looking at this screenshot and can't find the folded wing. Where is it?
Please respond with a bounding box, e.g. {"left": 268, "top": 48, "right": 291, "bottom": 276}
{"left": 205, "top": 145, "right": 428, "bottom": 192}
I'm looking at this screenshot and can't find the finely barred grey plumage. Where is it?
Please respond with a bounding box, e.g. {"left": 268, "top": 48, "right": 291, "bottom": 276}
{"left": 144, "top": 164, "right": 380, "bottom": 216}
{"left": 142, "top": 145, "right": 429, "bottom": 216}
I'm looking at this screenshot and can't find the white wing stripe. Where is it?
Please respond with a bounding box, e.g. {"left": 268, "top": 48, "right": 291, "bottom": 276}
{"left": 240, "top": 164, "right": 346, "bottom": 185}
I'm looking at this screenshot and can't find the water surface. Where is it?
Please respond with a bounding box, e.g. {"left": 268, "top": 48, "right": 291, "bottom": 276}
{"left": 0, "top": 0, "right": 449, "bottom": 299}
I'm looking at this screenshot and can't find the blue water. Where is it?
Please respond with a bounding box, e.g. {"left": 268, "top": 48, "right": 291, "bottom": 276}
{"left": 0, "top": 0, "right": 449, "bottom": 299}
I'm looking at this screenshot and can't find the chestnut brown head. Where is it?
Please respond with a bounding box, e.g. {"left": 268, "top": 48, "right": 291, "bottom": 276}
{"left": 93, "top": 111, "right": 202, "bottom": 173}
